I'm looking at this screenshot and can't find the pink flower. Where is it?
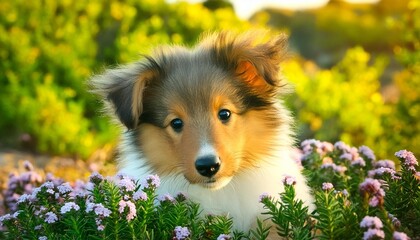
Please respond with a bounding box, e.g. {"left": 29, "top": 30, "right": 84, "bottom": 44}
{"left": 395, "top": 150, "right": 418, "bottom": 171}
{"left": 173, "top": 226, "right": 190, "bottom": 240}
{"left": 118, "top": 200, "right": 137, "bottom": 221}
{"left": 282, "top": 175, "right": 297, "bottom": 186}
{"left": 44, "top": 212, "right": 58, "bottom": 223}
{"left": 363, "top": 228, "right": 385, "bottom": 240}
{"left": 360, "top": 216, "right": 383, "bottom": 229}
{"left": 322, "top": 182, "right": 334, "bottom": 191}
{"left": 393, "top": 231, "right": 410, "bottom": 240}
{"left": 60, "top": 202, "right": 80, "bottom": 214}
{"left": 415, "top": 172, "right": 420, "bottom": 181}
{"left": 359, "top": 178, "right": 385, "bottom": 207}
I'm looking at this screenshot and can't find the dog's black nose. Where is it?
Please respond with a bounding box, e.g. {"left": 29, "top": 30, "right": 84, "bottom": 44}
{"left": 195, "top": 155, "right": 221, "bottom": 178}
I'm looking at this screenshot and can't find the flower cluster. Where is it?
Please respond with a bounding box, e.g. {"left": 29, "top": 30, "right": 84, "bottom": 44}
{"left": 0, "top": 140, "right": 418, "bottom": 239}
{"left": 360, "top": 216, "right": 385, "bottom": 240}
{"left": 359, "top": 178, "right": 385, "bottom": 207}
{"left": 173, "top": 226, "right": 190, "bottom": 240}
{"left": 0, "top": 171, "right": 237, "bottom": 239}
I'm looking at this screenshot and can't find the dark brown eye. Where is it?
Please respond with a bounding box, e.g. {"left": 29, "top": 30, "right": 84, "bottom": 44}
{"left": 218, "top": 109, "right": 231, "bottom": 123}
{"left": 170, "top": 118, "right": 183, "bottom": 132}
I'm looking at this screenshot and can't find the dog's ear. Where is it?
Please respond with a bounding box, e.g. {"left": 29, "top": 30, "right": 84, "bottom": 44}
{"left": 90, "top": 58, "right": 162, "bottom": 129}
{"left": 208, "top": 31, "right": 288, "bottom": 94}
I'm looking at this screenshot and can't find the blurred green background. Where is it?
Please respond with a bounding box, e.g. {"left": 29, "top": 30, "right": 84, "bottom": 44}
{"left": 0, "top": 0, "right": 418, "bottom": 161}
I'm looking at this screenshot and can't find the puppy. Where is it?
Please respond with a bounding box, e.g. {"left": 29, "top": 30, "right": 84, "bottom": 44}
{"left": 90, "top": 31, "right": 313, "bottom": 232}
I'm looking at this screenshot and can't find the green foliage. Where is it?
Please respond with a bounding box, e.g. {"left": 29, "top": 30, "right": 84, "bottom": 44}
{"left": 284, "top": 47, "right": 390, "bottom": 157}
{"left": 1, "top": 140, "right": 418, "bottom": 239}
{"left": 260, "top": 184, "right": 313, "bottom": 239}
{"left": 0, "top": 0, "right": 249, "bottom": 158}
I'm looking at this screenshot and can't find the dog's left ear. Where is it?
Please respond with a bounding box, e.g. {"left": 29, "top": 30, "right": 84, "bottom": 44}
{"left": 209, "top": 31, "right": 288, "bottom": 94}
{"left": 89, "top": 59, "right": 161, "bottom": 129}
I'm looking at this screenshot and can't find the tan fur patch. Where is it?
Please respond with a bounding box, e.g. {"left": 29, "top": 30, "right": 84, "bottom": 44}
{"left": 236, "top": 61, "right": 267, "bottom": 91}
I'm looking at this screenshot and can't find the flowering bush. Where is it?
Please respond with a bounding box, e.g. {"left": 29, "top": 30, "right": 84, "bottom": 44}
{"left": 1, "top": 140, "right": 419, "bottom": 239}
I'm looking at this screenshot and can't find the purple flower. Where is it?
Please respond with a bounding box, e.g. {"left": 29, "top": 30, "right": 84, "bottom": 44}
{"left": 118, "top": 176, "right": 136, "bottom": 192}
{"left": 118, "top": 200, "right": 137, "bottom": 221}
{"left": 217, "top": 234, "right": 231, "bottom": 240}
{"left": 363, "top": 228, "right": 385, "bottom": 240}
{"left": 374, "top": 160, "right": 396, "bottom": 170}
{"left": 133, "top": 190, "right": 148, "bottom": 201}
{"left": 42, "top": 181, "right": 55, "bottom": 190}
{"left": 23, "top": 160, "right": 34, "bottom": 171}
{"left": 57, "top": 183, "right": 73, "bottom": 195}
{"left": 97, "top": 224, "right": 105, "bottom": 231}
{"left": 87, "top": 203, "right": 112, "bottom": 217}
{"left": 159, "top": 194, "right": 176, "bottom": 204}
{"left": 44, "top": 212, "right": 58, "bottom": 224}
{"left": 89, "top": 172, "right": 104, "bottom": 184}
{"left": 175, "top": 192, "right": 188, "bottom": 202}
{"left": 321, "top": 163, "right": 347, "bottom": 174}
{"left": 60, "top": 202, "right": 80, "bottom": 214}
{"left": 173, "top": 226, "right": 190, "bottom": 240}
{"left": 0, "top": 214, "right": 13, "bottom": 226}
{"left": 259, "top": 192, "right": 271, "bottom": 203}
{"left": 388, "top": 214, "right": 401, "bottom": 228}
{"left": 359, "top": 146, "right": 376, "bottom": 161}
{"left": 46, "top": 189, "right": 55, "bottom": 195}
{"left": 351, "top": 157, "right": 366, "bottom": 167}
{"left": 334, "top": 141, "right": 351, "bottom": 152}
{"left": 360, "top": 216, "right": 383, "bottom": 229}
{"left": 340, "top": 153, "right": 354, "bottom": 161}
{"left": 282, "top": 175, "right": 297, "bottom": 186}
{"left": 393, "top": 231, "right": 410, "bottom": 240}
{"left": 395, "top": 150, "right": 418, "bottom": 171}
{"left": 17, "top": 194, "right": 32, "bottom": 204}
{"left": 322, "top": 182, "right": 334, "bottom": 191}
{"left": 39, "top": 236, "right": 48, "bottom": 240}
{"left": 141, "top": 174, "right": 161, "bottom": 189}
{"left": 368, "top": 167, "right": 397, "bottom": 178}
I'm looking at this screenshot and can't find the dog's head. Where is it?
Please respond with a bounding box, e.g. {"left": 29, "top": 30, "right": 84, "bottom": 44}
{"left": 91, "top": 31, "right": 291, "bottom": 189}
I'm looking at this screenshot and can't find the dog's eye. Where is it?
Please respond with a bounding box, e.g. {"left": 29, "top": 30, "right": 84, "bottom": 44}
{"left": 170, "top": 118, "right": 184, "bottom": 132}
{"left": 218, "top": 109, "right": 231, "bottom": 122}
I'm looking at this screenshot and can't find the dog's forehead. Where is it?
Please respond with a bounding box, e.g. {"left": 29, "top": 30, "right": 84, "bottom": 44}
{"left": 160, "top": 53, "right": 236, "bottom": 106}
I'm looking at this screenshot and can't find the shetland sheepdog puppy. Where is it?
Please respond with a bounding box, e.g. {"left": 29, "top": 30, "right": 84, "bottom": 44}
{"left": 90, "top": 31, "right": 313, "bottom": 232}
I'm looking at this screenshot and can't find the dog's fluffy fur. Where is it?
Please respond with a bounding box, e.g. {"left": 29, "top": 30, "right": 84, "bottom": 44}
{"left": 91, "top": 31, "right": 313, "bottom": 231}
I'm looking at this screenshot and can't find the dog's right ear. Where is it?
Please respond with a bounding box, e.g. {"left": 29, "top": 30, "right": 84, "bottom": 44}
{"left": 89, "top": 58, "right": 162, "bottom": 129}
